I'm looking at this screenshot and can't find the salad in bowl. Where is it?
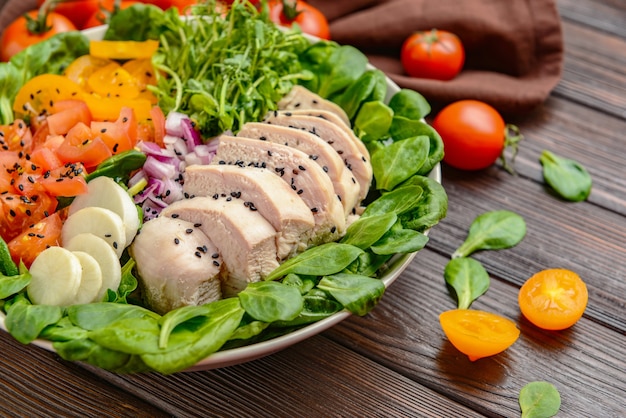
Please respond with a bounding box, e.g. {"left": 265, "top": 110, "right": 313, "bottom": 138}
{"left": 0, "top": 1, "right": 447, "bottom": 374}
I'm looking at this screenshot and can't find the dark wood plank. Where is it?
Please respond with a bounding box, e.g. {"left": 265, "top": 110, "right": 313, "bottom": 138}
{"left": 551, "top": 21, "right": 626, "bottom": 119}
{"left": 325, "top": 250, "right": 626, "bottom": 417}
{"left": 76, "top": 336, "right": 484, "bottom": 418}
{"left": 0, "top": 332, "right": 170, "bottom": 417}
{"left": 557, "top": 0, "right": 626, "bottom": 38}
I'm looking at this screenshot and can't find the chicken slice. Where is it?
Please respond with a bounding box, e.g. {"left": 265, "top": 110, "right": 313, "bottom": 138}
{"left": 277, "top": 85, "right": 351, "bottom": 127}
{"left": 161, "top": 196, "right": 279, "bottom": 297}
{"left": 129, "top": 216, "right": 222, "bottom": 315}
{"left": 263, "top": 111, "right": 373, "bottom": 203}
{"left": 183, "top": 164, "right": 314, "bottom": 259}
{"left": 238, "top": 122, "right": 361, "bottom": 216}
{"left": 214, "top": 135, "right": 346, "bottom": 244}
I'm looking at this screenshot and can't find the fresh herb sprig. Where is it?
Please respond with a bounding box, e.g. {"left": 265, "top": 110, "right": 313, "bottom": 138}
{"left": 106, "top": 1, "right": 311, "bottom": 137}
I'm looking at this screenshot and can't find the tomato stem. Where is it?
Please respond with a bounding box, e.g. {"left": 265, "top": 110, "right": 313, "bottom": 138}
{"left": 26, "top": 0, "right": 57, "bottom": 35}
{"left": 500, "top": 124, "right": 523, "bottom": 175}
{"left": 281, "top": 0, "right": 301, "bottom": 21}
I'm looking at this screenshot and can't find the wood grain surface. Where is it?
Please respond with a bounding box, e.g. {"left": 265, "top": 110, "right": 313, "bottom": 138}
{"left": 0, "top": 0, "right": 624, "bottom": 416}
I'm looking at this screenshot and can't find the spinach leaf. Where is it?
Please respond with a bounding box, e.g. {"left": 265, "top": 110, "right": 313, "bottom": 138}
{"left": 141, "top": 298, "right": 245, "bottom": 374}
{"left": 334, "top": 69, "right": 388, "bottom": 120}
{"left": 281, "top": 273, "right": 316, "bottom": 295}
{"left": 372, "top": 135, "right": 430, "bottom": 190}
{"left": 389, "top": 118, "right": 444, "bottom": 176}
{"left": 238, "top": 281, "right": 303, "bottom": 322}
{"left": 362, "top": 184, "right": 424, "bottom": 218}
{"left": 315, "top": 45, "right": 368, "bottom": 99}
{"left": 519, "top": 381, "right": 561, "bottom": 418}
{"left": 0, "top": 260, "right": 28, "bottom": 300}
{"left": 452, "top": 210, "right": 526, "bottom": 258}
{"left": 341, "top": 212, "right": 398, "bottom": 249}
{"left": 371, "top": 227, "right": 429, "bottom": 255}
{"left": 388, "top": 88, "right": 431, "bottom": 120}
{"left": 40, "top": 317, "right": 89, "bottom": 342}
{"left": 272, "top": 291, "right": 343, "bottom": 327}
{"left": 54, "top": 338, "right": 150, "bottom": 373}
{"left": 0, "top": 63, "right": 20, "bottom": 125}
{"left": 85, "top": 149, "right": 147, "bottom": 184}
{"left": 540, "top": 150, "right": 592, "bottom": 202}
{"left": 354, "top": 100, "right": 394, "bottom": 144}
{"left": 89, "top": 316, "right": 161, "bottom": 354}
{"left": 397, "top": 175, "right": 448, "bottom": 232}
{"left": 346, "top": 251, "right": 393, "bottom": 277}
{"left": 4, "top": 294, "right": 63, "bottom": 344}
{"left": 317, "top": 273, "right": 385, "bottom": 316}
{"left": 265, "top": 243, "right": 363, "bottom": 281}
{"left": 444, "top": 257, "right": 490, "bottom": 309}
{"left": 0, "top": 238, "right": 18, "bottom": 277}
{"left": 66, "top": 303, "right": 160, "bottom": 331}
{"left": 105, "top": 4, "right": 179, "bottom": 42}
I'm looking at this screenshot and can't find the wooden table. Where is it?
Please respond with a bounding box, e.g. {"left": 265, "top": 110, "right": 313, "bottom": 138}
{"left": 1, "top": 0, "right": 625, "bottom": 416}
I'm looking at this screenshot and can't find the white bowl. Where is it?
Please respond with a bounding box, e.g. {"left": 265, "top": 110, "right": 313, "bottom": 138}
{"left": 0, "top": 24, "right": 441, "bottom": 372}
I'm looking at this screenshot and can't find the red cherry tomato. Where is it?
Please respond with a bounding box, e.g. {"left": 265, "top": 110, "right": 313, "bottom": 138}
{"left": 37, "top": 0, "right": 105, "bottom": 30}
{"left": 268, "top": 0, "right": 330, "bottom": 40}
{"left": 432, "top": 100, "right": 508, "bottom": 171}
{"left": 401, "top": 29, "right": 465, "bottom": 81}
{"left": 83, "top": 0, "right": 138, "bottom": 29}
{"left": 0, "top": 10, "right": 77, "bottom": 62}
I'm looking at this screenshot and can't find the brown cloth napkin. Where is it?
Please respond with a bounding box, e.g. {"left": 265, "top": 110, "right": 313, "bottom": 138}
{"left": 308, "top": 0, "right": 564, "bottom": 114}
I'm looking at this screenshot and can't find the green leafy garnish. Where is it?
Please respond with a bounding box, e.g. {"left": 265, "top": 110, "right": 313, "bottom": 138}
{"left": 540, "top": 150, "right": 592, "bottom": 202}
{"left": 444, "top": 257, "right": 490, "bottom": 310}
{"left": 452, "top": 210, "right": 526, "bottom": 258}
{"left": 519, "top": 381, "right": 561, "bottom": 418}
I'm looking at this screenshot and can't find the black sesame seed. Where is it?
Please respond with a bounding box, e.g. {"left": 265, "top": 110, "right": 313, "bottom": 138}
{"left": 186, "top": 228, "right": 193, "bottom": 234}
{"left": 213, "top": 260, "right": 220, "bottom": 267}
{"left": 113, "top": 242, "right": 118, "bottom": 249}
{"left": 195, "top": 251, "right": 202, "bottom": 258}
{"left": 171, "top": 213, "right": 179, "bottom": 218}
{"left": 174, "top": 238, "right": 180, "bottom": 244}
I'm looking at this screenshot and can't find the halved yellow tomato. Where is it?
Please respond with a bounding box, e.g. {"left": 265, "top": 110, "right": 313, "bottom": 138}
{"left": 519, "top": 269, "right": 588, "bottom": 330}
{"left": 439, "top": 309, "right": 520, "bottom": 361}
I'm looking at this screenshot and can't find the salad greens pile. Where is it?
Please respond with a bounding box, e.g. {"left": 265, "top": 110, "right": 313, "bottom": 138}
{"left": 0, "top": 0, "right": 447, "bottom": 374}
{"left": 104, "top": 2, "right": 312, "bottom": 137}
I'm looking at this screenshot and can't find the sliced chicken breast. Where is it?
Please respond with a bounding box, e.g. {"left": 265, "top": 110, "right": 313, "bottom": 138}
{"left": 263, "top": 112, "right": 373, "bottom": 203}
{"left": 277, "top": 109, "right": 371, "bottom": 161}
{"left": 277, "top": 85, "right": 351, "bottom": 127}
{"left": 237, "top": 122, "right": 361, "bottom": 216}
{"left": 161, "top": 196, "right": 280, "bottom": 297}
{"left": 182, "top": 164, "right": 314, "bottom": 259}
{"left": 214, "top": 135, "right": 346, "bottom": 243}
{"left": 129, "top": 216, "right": 222, "bottom": 315}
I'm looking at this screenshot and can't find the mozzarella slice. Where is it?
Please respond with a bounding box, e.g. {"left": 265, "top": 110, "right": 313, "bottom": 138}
{"left": 62, "top": 206, "right": 126, "bottom": 258}
{"left": 69, "top": 176, "right": 140, "bottom": 245}
{"left": 64, "top": 233, "right": 122, "bottom": 302}
{"left": 27, "top": 246, "right": 81, "bottom": 306}
{"left": 72, "top": 251, "right": 103, "bottom": 304}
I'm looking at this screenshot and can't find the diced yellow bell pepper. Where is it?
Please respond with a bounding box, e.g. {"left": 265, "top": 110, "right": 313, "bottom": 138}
{"left": 89, "top": 40, "right": 160, "bottom": 60}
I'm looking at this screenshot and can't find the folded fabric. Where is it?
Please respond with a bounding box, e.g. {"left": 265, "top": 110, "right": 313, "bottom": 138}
{"left": 308, "top": 0, "right": 564, "bottom": 114}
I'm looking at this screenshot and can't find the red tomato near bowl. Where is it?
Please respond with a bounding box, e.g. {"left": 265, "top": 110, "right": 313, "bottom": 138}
{"left": 83, "top": 1, "right": 138, "bottom": 29}
{"left": 432, "top": 100, "right": 506, "bottom": 171}
{"left": 401, "top": 29, "right": 465, "bottom": 81}
{"left": 268, "top": 0, "right": 330, "bottom": 40}
{"left": 37, "top": 0, "right": 104, "bottom": 29}
{"left": 0, "top": 10, "right": 77, "bottom": 62}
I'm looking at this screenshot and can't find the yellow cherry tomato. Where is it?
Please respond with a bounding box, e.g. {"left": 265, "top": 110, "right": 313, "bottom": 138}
{"left": 13, "top": 74, "right": 87, "bottom": 118}
{"left": 518, "top": 269, "right": 588, "bottom": 330}
{"left": 439, "top": 309, "right": 520, "bottom": 361}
